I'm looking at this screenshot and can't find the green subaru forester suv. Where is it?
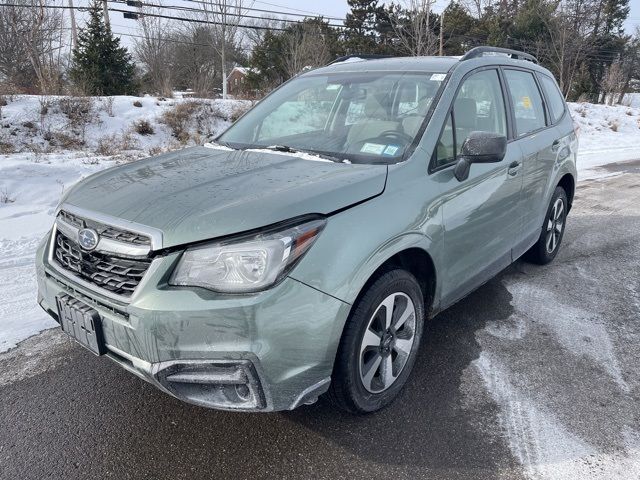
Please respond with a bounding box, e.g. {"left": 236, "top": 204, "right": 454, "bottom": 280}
{"left": 36, "top": 47, "right": 577, "bottom": 413}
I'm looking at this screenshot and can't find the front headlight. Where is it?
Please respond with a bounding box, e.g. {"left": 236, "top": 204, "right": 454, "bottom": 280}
{"left": 169, "top": 218, "right": 326, "bottom": 293}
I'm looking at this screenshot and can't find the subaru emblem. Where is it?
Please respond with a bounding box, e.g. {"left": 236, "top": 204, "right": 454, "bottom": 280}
{"left": 78, "top": 228, "right": 99, "bottom": 251}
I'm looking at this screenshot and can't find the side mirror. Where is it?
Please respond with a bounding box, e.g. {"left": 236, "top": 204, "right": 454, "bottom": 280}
{"left": 454, "top": 131, "right": 507, "bottom": 182}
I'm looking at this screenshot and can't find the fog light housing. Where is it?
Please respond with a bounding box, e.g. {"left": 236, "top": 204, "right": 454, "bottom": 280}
{"left": 154, "top": 360, "right": 266, "bottom": 410}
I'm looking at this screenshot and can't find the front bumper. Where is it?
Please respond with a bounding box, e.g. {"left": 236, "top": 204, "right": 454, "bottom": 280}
{"left": 36, "top": 233, "right": 350, "bottom": 411}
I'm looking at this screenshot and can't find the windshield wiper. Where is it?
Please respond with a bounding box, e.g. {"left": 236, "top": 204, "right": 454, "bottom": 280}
{"left": 263, "top": 145, "right": 342, "bottom": 163}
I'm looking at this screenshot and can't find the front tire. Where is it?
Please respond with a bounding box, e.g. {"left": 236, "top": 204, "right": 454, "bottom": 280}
{"left": 525, "top": 186, "right": 568, "bottom": 265}
{"left": 327, "top": 269, "right": 425, "bottom": 414}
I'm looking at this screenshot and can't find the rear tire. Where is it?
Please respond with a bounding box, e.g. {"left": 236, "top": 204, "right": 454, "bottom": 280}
{"left": 327, "top": 269, "right": 425, "bottom": 414}
{"left": 525, "top": 186, "right": 568, "bottom": 265}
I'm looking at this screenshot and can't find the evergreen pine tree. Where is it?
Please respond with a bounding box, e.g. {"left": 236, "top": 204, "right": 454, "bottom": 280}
{"left": 69, "top": 0, "right": 137, "bottom": 95}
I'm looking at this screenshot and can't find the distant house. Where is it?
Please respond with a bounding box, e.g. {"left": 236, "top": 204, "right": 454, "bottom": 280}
{"left": 226, "top": 66, "right": 256, "bottom": 97}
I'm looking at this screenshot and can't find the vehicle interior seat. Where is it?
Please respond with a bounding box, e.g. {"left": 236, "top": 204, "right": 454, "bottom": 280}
{"left": 453, "top": 97, "right": 477, "bottom": 150}
{"left": 346, "top": 94, "right": 400, "bottom": 147}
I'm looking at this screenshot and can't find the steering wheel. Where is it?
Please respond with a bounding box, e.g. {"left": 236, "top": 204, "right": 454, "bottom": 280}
{"left": 375, "top": 130, "right": 414, "bottom": 145}
{"left": 348, "top": 130, "right": 414, "bottom": 155}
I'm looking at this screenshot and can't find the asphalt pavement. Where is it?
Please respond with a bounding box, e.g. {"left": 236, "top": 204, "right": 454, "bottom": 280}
{"left": 1, "top": 163, "right": 639, "bottom": 480}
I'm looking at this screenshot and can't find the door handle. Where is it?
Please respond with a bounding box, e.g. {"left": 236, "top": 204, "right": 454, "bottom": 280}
{"left": 508, "top": 161, "right": 521, "bottom": 176}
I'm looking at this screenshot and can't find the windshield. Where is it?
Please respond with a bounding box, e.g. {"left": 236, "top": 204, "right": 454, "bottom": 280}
{"left": 218, "top": 71, "right": 445, "bottom": 164}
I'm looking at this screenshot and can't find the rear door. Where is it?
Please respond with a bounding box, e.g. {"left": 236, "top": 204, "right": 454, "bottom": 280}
{"left": 502, "top": 68, "right": 559, "bottom": 257}
{"left": 432, "top": 68, "right": 524, "bottom": 307}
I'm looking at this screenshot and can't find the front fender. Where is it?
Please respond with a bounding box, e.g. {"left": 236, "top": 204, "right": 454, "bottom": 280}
{"left": 289, "top": 171, "right": 443, "bottom": 307}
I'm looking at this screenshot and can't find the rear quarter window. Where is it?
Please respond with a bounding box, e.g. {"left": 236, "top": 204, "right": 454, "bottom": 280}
{"left": 538, "top": 73, "right": 566, "bottom": 124}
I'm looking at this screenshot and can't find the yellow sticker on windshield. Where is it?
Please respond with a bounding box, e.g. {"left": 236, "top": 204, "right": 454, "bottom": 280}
{"left": 522, "top": 96, "right": 532, "bottom": 108}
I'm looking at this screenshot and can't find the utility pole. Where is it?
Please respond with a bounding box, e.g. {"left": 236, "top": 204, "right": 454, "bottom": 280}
{"left": 439, "top": 8, "right": 444, "bottom": 56}
{"left": 68, "top": 0, "right": 78, "bottom": 48}
{"left": 102, "top": 0, "right": 110, "bottom": 29}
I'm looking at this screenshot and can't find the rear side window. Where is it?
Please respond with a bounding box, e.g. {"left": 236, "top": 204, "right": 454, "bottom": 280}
{"left": 538, "top": 74, "right": 566, "bottom": 123}
{"left": 504, "top": 70, "right": 546, "bottom": 136}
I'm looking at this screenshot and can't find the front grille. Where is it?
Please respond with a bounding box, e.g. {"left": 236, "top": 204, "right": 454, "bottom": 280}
{"left": 58, "top": 210, "right": 151, "bottom": 247}
{"left": 53, "top": 231, "right": 151, "bottom": 297}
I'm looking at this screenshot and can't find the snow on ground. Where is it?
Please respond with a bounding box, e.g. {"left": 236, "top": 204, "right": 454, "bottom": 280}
{"left": 569, "top": 100, "right": 640, "bottom": 179}
{"left": 0, "top": 94, "right": 250, "bottom": 352}
{"left": 0, "top": 97, "right": 639, "bottom": 353}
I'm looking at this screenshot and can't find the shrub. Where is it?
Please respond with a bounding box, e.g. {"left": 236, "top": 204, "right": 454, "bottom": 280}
{"left": 148, "top": 146, "right": 164, "bottom": 156}
{"left": 95, "top": 131, "right": 139, "bottom": 156}
{"left": 0, "top": 139, "right": 15, "bottom": 154}
{"left": 101, "top": 96, "right": 115, "bottom": 117}
{"left": 133, "top": 119, "right": 154, "bottom": 135}
{"left": 229, "top": 102, "right": 251, "bottom": 122}
{"left": 133, "top": 100, "right": 143, "bottom": 108}
{"left": 58, "top": 96, "right": 97, "bottom": 141}
{"left": 1, "top": 188, "right": 15, "bottom": 203}
{"left": 159, "top": 101, "right": 201, "bottom": 141}
{"left": 50, "top": 131, "right": 84, "bottom": 150}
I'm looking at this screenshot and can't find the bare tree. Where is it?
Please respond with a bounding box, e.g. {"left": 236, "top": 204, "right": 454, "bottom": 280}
{"left": 0, "top": 0, "right": 66, "bottom": 93}
{"left": 134, "top": 4, "right": 174, "bottom": 96}
{"left": 601, "top": 60, "right": 625, "bottom": 104}
{"left": 390, "top": 0, "right": 438, "bottom": 57}
{"left": 542, "top": 0, "right": 593, "bottom": 98}
{"left": 201, "top": 0, "right": 246, "bottom": 99}
{"left": 282, "top": 21, "right": 333, "bottom": 78}
{"left": 170, "top": 24, "right": 219, "bottom": 96}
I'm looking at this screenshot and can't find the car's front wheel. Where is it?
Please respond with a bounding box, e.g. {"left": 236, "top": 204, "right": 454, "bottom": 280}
{"left": 525, "top": 186, "right": 568, "bottom": 264}
{"left": 327, "top": 269, "right": 425, "bottom": 414}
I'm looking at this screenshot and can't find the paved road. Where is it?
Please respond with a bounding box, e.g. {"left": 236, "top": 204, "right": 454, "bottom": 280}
{"left": 1, "top": 164, "right": 639, "bottom": 480}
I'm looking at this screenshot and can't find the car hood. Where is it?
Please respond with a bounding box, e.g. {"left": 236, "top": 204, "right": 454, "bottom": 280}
{"left": 62, "top": 146, "right": 387, "bottom": 248}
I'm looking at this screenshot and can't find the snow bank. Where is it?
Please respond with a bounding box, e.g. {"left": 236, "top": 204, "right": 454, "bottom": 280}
{"left": 568, "top": 101, "right": 640, "bottom": 179}
{"left": 0, "top": 94, "right": 251, "bottom": 158}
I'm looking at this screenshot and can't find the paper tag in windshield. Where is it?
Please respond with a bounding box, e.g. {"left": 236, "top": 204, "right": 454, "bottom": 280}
{"left": 430, "top": 73, "right": 446, "bottom": 81}
{"left": 360, "top": 143, "right": 386, "bottom": 155}
{"left": 383, "top": 145, "right": 399, "bottom": 156}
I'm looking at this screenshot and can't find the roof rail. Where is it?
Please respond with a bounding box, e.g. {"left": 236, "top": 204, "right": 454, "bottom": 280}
{"left": 460, "top": 46, "right": 538, "bottom": 64}
{"left": 328, "top": 54, "right": 394, "bottom": 65}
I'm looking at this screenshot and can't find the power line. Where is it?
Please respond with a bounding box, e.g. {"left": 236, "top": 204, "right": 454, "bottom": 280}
{"left": 0, "top": 2, "right": 343, "bottom": 32}
{"left": 176, "top": 0, "right": 343, "bottom": 21}
{"left": 108, "top": 0, "right": 346, "bottom": 28}
{"left": 252, "top": 0, "right": 342, "bottom": 19}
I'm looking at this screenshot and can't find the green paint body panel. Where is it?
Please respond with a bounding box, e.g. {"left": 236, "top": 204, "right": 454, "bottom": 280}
{"left": 35, "top": 54, "right": 577, "bottom": 411}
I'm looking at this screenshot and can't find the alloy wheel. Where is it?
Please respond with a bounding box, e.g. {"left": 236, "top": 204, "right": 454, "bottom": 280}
{"left": 546, "top": 197, "right": 565, "bottom": 254}
{"left": 358, "top": 292, "right": 417, "bottom": 393}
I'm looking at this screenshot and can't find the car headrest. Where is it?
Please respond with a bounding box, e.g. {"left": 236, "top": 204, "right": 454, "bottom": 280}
{"left": 454, "top": 98, "right": 477, "bottom": 129}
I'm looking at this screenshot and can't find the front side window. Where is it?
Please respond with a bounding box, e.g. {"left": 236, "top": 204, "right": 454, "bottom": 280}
{"left": 219, "top": 72, "right": 445, "bottom": 164}
{"left": 433, "top": 69, "right": 507, "bottom": 168}
{"left": 504, "top": 69, "right": 546, "bottom": 136}
{"left": 538, "top": 73, "right": 566, "bottom": 124}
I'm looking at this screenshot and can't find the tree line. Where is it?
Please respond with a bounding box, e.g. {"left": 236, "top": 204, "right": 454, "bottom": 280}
{"left": 0, "top": 0, "right": 637, "bottom": 104}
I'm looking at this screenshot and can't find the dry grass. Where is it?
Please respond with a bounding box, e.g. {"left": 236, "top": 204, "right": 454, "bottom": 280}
{"left": 229, "top": 102, "right": 252, "bottom": 122}
{"left": 160, "top": 101, "right": 202, "bottom": 142}
{"left": 1, "top": 188, "right": 15, "bottom": 203}
{"left": 0, "top": 138, "right": 15, "bottom": 154}
{"left": 133, "top": 118, "right": 154, "bottom": 136}
{"left": 95, "top": 131, "right": 140, "bottom": 156}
